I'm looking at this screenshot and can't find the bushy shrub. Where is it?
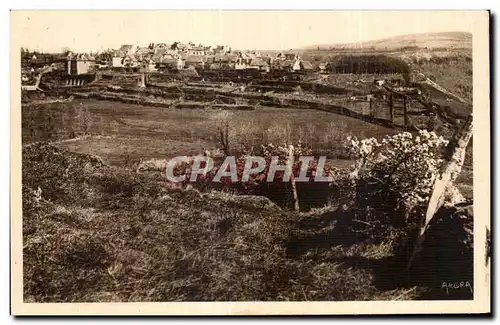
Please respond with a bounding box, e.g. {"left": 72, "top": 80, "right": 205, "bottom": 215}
{"left": 22, "top": 143, "right": 107, "bottom": 204}
{"left": 346, "top": 130, "right": 449, "bottom": 238}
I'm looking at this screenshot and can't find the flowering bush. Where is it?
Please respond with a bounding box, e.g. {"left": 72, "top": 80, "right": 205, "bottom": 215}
{"left": 346, "top": 130, "right": 449, "bottom": 236}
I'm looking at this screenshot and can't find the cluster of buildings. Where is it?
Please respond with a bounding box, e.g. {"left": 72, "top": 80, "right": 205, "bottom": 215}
{"left": 65, "top": 42, "right": 316, "bottom": 75}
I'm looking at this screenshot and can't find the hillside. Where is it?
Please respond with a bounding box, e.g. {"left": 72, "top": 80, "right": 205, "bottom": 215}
{"left": 21, "top": 143, "right": 416, "bottom": 302}
{"left": 22, "top": 143, "right": 473, "bottom": 302}
{"left": 406, "top": 54, "right": 473, "bottom": 104}
{"left": 306, "top": 32, "right": 472, "bottom": 50}
{"left": 300, "top": 31, "right": 473, "bottom": 107}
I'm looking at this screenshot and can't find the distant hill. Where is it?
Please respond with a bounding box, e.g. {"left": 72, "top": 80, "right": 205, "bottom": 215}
{"left": 305, "top": 32, "right": 472, "bottom": 50}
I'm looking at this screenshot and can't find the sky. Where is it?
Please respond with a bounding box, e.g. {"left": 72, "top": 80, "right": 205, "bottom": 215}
{"left": 12, "top": 10, "right": 479, "bottom": 53}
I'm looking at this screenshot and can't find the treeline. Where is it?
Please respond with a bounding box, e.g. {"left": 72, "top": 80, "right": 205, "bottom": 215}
{"left": 412, "top": 56, "right": 472, "bottom": 65}
{"left": 325, "top": 55, "right": 410, "bottom": 75}
{"left": 21, "top": 49, "right": 66, "bottom": 68}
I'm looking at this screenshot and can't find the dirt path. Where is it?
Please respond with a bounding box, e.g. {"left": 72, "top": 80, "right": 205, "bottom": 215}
{"left": 110, "top": 115, "right": 168, "bottom": 134}
{"left": 400, "top": 55, "right": 471, "bottom": 105}
{"left": 421, "top": 76, "right": 470, "bottom": 105}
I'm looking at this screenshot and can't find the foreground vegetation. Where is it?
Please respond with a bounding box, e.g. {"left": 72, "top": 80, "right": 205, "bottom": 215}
{"left": 23, "top": 134, "right": 473, "bottom": 302}
{"left": 21, "top": 143, "right": 405, "bottom": 301}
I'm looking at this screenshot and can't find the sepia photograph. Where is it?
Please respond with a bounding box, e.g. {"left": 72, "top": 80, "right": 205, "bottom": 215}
{"left": 10, "top": 9, "right": 490, "bottom": 315}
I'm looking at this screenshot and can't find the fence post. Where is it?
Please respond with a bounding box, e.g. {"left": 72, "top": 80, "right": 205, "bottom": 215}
{"left": 139, "top": 73, "right": 146, "bottom": 88}
{"left": 389, "top": 92, "right": 394, "bottom": 122}
{"left": 406, "top": 114, "right": 473, "bottom": 271}
{"left": 289, "top": 145, "right": 300, "bottom": 212}
{"left": 403, "top": 95, "right": 409, "bottom": 126}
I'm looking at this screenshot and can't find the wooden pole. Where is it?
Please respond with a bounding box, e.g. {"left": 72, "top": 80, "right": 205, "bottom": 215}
{"left": 403, "top": 95, "right": 409, "bottom": 126}
{"left": 406, "top": 114, "right": 473, "bottom": 271}
{"left": 289, "top": 145, "right": 300, "bottom": 212}
{"left": 369, "top": 98, "right": 373, "bottom": 117}
{"left": 389, "top": 92, "right": 394, "bottom": 122}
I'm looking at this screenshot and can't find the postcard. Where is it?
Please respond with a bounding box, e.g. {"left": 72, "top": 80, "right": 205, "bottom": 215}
{"left": 10, "top": 10, "right": 490, "bottom": 315}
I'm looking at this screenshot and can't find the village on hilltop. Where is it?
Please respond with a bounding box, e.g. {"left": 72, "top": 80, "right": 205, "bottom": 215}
{"left": 21, "top": 41, "right": 321, "bottom": 76}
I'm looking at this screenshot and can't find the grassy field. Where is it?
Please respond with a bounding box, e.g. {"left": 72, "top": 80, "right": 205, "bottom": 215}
{"left": 23, "top": 99, "right": 399, "bottom": 167}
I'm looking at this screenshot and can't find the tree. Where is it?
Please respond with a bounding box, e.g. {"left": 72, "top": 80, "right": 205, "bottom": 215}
{"left": 212, "top": 111, "right": 232, "bottom": 156}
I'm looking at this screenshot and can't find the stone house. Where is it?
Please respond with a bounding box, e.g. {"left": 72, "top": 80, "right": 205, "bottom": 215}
{"left": 67, "top": 53, "right": 95, "bottom": 75}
